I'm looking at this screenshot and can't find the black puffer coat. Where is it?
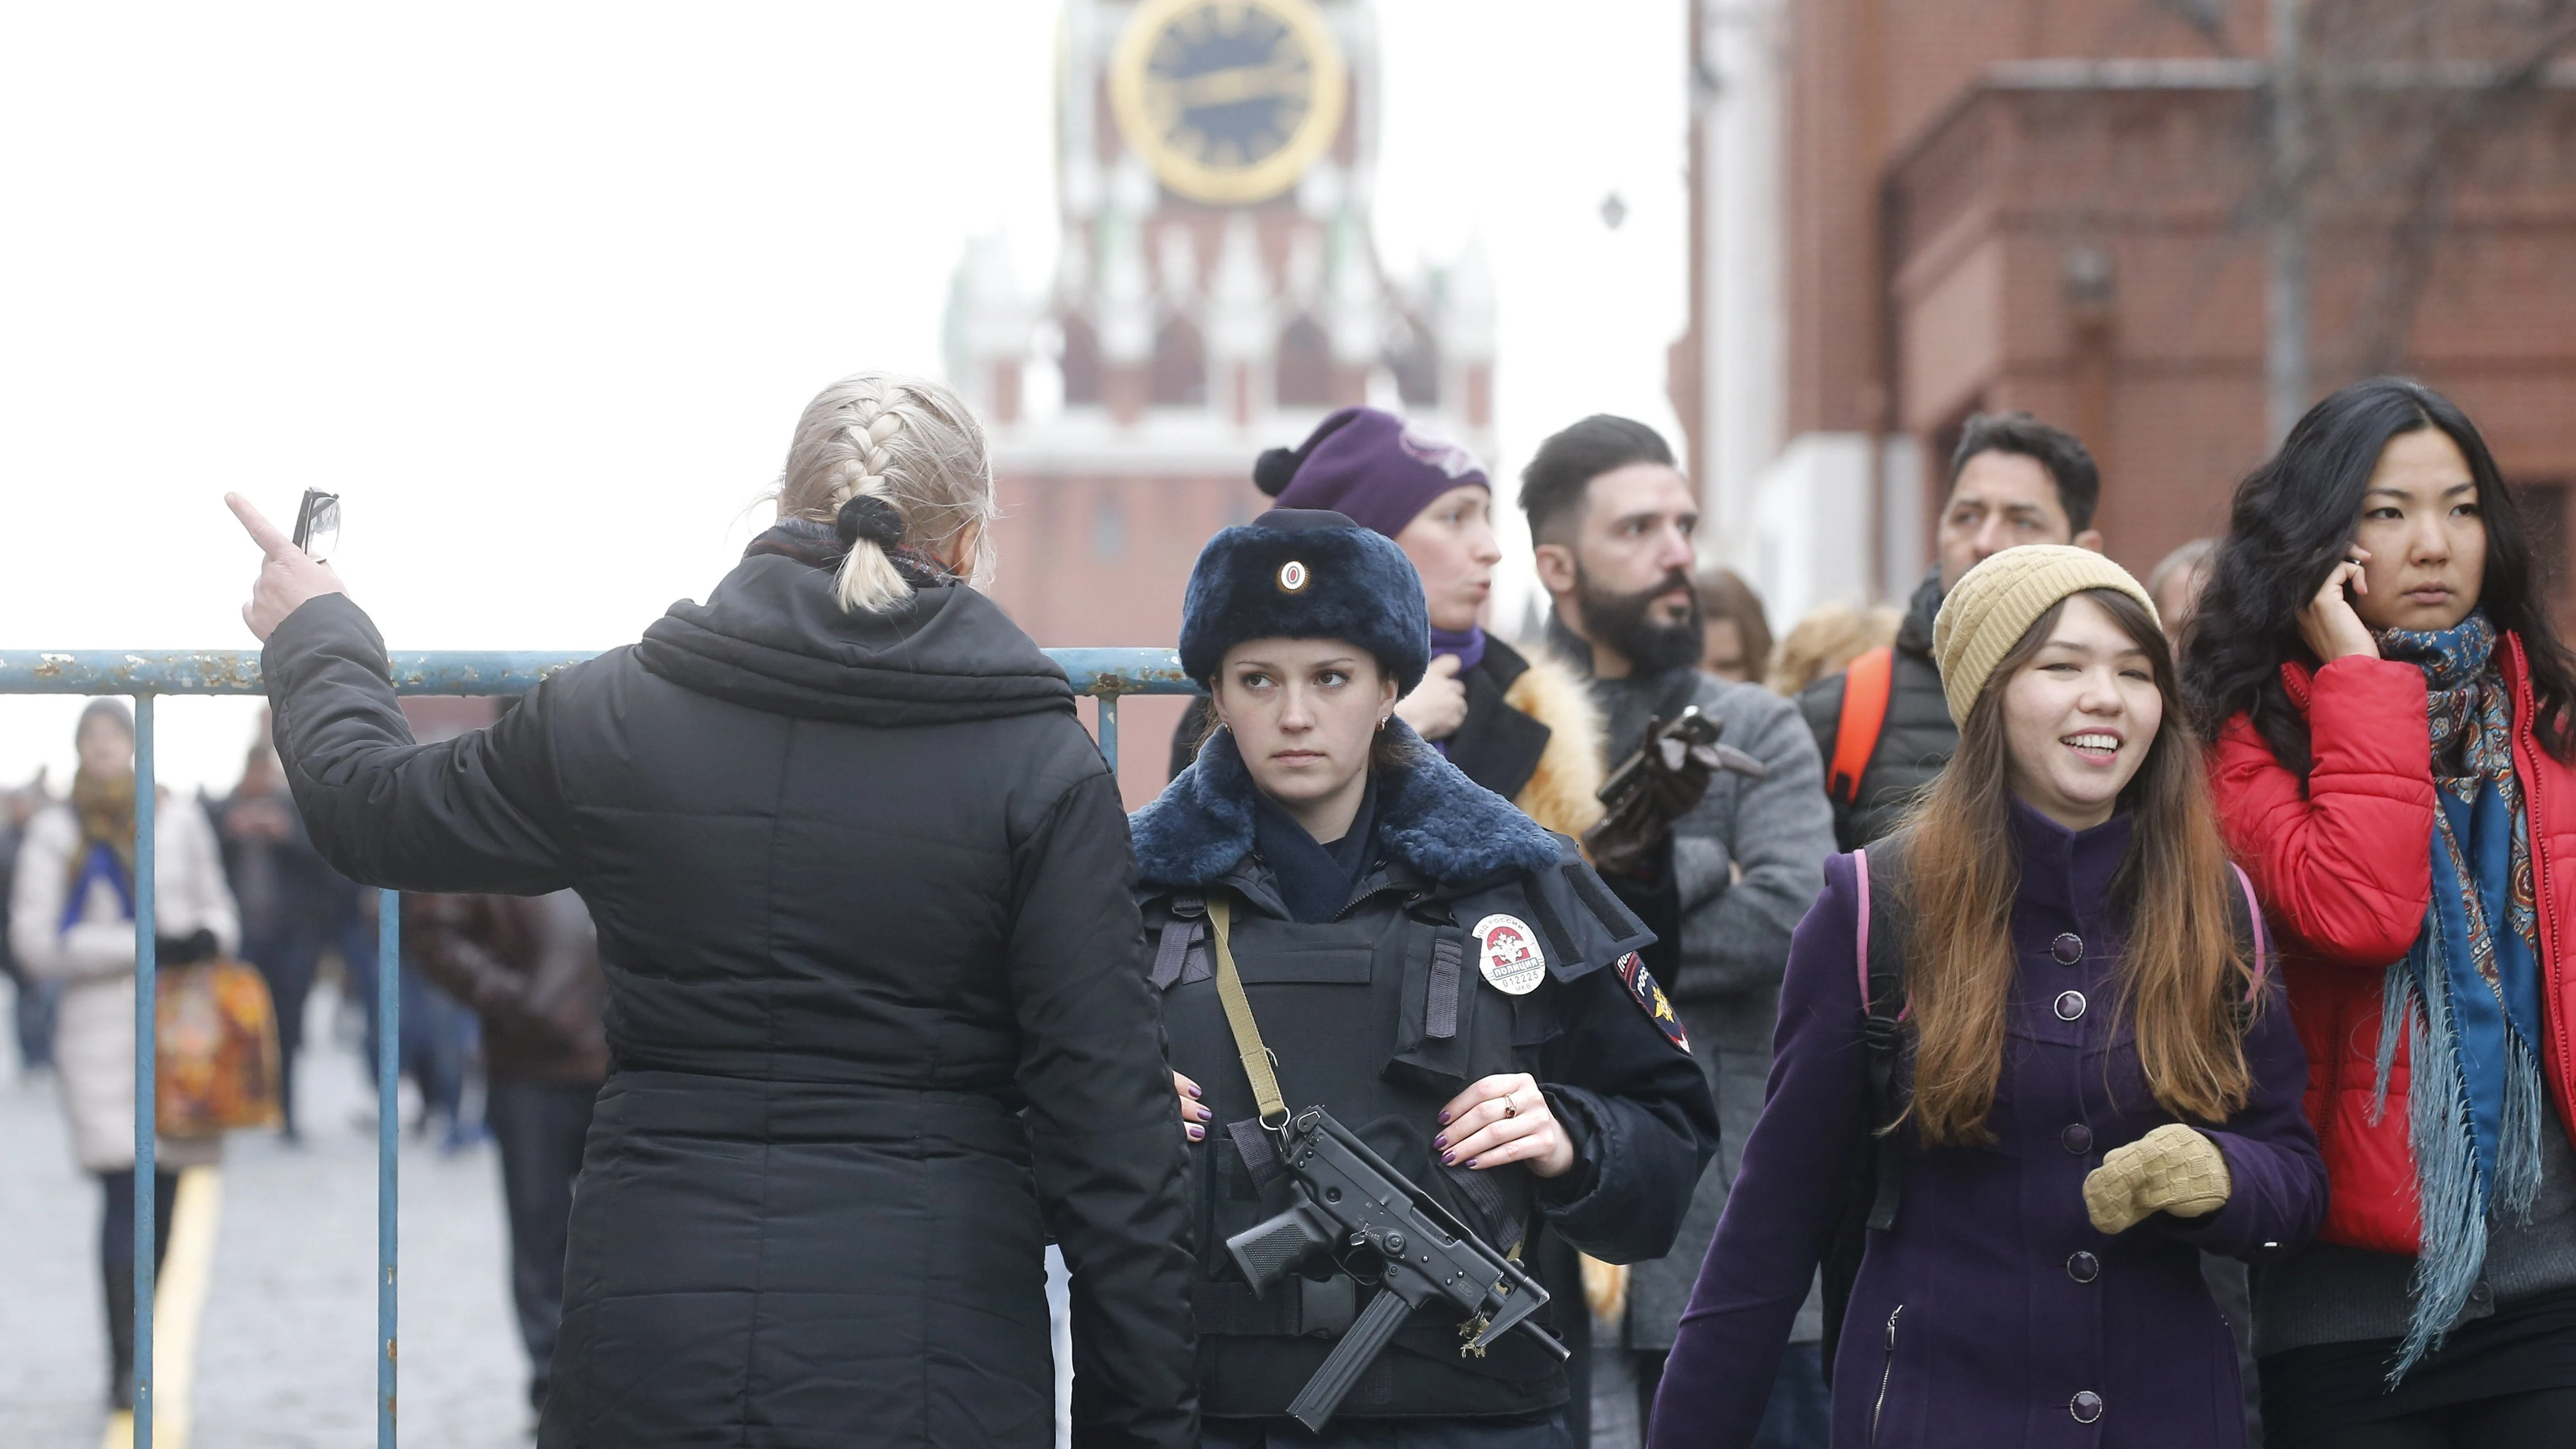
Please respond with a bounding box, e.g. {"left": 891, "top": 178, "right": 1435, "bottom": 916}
{"left": 1797, "top": 570, "right": 1956, "bottom": 850}
{"left": 261, "top": 558, "right": 1196, "bottom": 1448}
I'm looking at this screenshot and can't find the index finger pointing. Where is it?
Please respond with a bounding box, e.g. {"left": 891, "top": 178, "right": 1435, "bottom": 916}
{"left": 225, "top": 492, "right": 297, "bottom": 560}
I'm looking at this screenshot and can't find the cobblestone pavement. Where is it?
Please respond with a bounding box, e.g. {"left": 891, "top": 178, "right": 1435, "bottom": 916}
{"left": 3, "top": 983, "right": 527, "bottom": 1448}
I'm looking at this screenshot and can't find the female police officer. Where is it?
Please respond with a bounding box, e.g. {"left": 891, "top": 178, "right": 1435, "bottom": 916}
{"left": 1132, "top": 509, "right": 1717, "bottom": 1448}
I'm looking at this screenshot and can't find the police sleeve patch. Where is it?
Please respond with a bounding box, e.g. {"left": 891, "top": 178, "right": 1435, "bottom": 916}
{"left": 1617, "top": 953, "right": 1689, "bottom": 1052}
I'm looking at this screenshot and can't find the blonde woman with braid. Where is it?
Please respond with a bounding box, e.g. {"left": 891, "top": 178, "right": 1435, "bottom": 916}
{"left": 225, "top": 372, "right": 1197, "bottom": 1447}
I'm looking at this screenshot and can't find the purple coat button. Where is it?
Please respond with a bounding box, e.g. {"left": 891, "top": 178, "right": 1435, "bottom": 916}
{"left": 2061, "top": 1123, "right": 2094, "bottom": 1154}
{"left": 2067, "top": 1250, "right": 2100, "bottom": 1283}
{"left": 2071, "top": 1390, "right": 2104, "bottom": 1423}
{"left": 2055, "top": 990, "right": 2088, "bottom": 1021}
{"left": 2052, "top": 932, "right": 2084, "bottom": 965}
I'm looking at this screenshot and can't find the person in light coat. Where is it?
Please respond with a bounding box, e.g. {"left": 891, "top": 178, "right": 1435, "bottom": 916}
{"left": 9, "top": 698, "right": 239, "bottom": 1409}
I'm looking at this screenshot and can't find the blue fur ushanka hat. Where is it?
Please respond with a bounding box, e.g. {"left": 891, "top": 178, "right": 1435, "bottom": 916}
{"left": 1178, "top": 509, "right": 1431, "bottom": 693}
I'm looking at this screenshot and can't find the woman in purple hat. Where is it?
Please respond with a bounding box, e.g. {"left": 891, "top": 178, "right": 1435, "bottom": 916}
{"left": 1170, "top": 407, "right": 1606, "bottom": 845}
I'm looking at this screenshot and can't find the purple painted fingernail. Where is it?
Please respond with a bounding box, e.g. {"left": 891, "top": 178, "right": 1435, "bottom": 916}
{"left": 1438, "top": 1110, "right": 1452, "bottom": 1125}
{"left": 1433, "top": 1135, "right": 1447, "bottom": 1151}
{"left": 1441, "top": 1151, "right": 1458, "bottom": 1165}
{"left": 1187, "top": 1124, "right": 1204, "bottom": 1140}
{"left": 1185, "top": 1083, "right": 1202, "bottom": 1098}
{"left": 1466, "top": 1159, "right": 1480, "bottom": 1169}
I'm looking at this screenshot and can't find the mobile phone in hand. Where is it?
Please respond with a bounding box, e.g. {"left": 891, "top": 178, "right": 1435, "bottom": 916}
{"left": 292, "top": 488, "right": 341, "bottom": 560}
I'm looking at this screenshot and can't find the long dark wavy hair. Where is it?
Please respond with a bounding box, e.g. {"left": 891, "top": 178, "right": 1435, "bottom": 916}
{"left": 2180, "top": 377, "right": 2576, "bottom": 774}
{"left": 1900, "top": 589, "right": 2255, "bottom": 1146}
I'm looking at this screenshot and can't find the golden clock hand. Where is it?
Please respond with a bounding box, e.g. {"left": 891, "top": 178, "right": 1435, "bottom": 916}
{"left": 1158, "top": 62, "right": 1307, "bottom": 109}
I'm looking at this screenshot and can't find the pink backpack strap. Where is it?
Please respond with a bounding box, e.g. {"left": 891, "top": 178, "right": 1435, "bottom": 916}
{"left": 1854, "top": 848, "right": 1873, "bottom": 1005}
{"left": 2229, "top": 862, "right": 2270, "bottom": 996}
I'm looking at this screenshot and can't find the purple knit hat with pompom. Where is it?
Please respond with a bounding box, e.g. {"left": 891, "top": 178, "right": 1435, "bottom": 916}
{"left": 1254, "top": 407, "right": 1489, "bottom": 539}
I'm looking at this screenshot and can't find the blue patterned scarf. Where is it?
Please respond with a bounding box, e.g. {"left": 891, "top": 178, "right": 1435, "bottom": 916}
{"left": 2370, "top": 610, "right": 2551, "bottom": 1380}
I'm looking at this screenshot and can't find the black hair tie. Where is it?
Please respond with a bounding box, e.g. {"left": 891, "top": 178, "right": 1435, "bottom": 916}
{"left": 836, "top": 493, "right": 905, "bottom": 548}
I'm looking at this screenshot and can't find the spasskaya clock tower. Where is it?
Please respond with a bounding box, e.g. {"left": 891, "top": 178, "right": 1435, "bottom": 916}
{"left": 946, "top": 0, "right": 1495, "bottom": 804}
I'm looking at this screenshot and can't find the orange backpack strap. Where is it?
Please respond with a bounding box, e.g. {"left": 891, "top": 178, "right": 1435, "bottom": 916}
{"left": 1829, "top": 645, "right": 1896, "bottom": 807}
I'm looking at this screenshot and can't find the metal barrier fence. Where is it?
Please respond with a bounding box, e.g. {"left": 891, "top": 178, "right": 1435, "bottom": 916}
{"left": 0, "top": 647, "right": 1196, "bottom": 1446}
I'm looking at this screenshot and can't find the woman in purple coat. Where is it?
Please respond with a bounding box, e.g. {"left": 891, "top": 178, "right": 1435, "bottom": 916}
{"left": 1649, "top": 547, "right": 2328, "bottom": 1448}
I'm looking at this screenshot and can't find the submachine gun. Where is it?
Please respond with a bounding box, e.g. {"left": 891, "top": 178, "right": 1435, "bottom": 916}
{"left": 1226, "top": 1105, "right": 1568, "bottom": 1431}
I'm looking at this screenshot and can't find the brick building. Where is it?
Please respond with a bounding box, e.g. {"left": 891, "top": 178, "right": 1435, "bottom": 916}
{"left": 1674, "top": 0, "right": 2576, "bottom": 626}
{"left": 945, "top": 0, "right": 1494, "bottom": 802}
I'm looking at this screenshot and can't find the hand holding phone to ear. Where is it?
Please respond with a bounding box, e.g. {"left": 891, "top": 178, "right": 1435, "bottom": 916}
{"left": 2298, "top": 548, "right": 2380, "bottom": 664}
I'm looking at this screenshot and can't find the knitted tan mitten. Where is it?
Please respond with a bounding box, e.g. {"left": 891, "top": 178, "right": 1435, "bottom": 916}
{"left": 2081, "top": 1123, "right": 2233, "bottom": 1234}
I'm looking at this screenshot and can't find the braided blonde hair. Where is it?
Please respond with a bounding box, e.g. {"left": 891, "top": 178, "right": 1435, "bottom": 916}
{"left": 774, "top": 371, "right": 998, "bottom": 614}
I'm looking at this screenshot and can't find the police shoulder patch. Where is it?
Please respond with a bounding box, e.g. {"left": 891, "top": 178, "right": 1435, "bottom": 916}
{"left": 1617, "top": 953, "right": 1689, "bottom": 1052}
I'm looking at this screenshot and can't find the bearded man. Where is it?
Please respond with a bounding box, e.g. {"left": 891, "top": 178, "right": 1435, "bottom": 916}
{"left": 1522, "top": 415, "right": 1833, "bottom": 1449}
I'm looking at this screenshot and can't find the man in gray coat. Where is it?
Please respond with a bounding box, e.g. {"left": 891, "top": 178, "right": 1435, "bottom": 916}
{"left": 1521, "top": 416, "right": 1834, "bottom": 1447}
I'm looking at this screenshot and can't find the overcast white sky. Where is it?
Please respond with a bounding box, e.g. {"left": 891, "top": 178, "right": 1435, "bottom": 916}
{"left": 0, "top": 1, "right": 1687, "bottom": 792}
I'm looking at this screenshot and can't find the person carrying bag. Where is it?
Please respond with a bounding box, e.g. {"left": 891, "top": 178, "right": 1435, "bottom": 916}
{"left": 1136, "top": 509, "right": 1718, "bottom": 1448}
{"left": 1649, "top": 547, "right": 2326, "bottom": 1448}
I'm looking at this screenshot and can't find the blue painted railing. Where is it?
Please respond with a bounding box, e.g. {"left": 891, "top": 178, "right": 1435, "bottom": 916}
{"left": 0, "top": 648, "right": 1197, "bottom": 1446}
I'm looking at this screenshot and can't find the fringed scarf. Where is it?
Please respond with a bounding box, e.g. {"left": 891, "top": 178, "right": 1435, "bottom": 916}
{"left": 62, "top": 767, "right": 138, "bottom": 931}
{"left": 2370, "top": 610, "right": 2551, "bottom": 1381}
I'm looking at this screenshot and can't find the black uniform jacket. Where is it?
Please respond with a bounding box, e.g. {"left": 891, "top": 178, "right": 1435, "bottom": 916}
{"left": 1797, "top": 571, "right": 1956, "bottom": 850}
{"left": 261, "top": 565, "right": 1195, "bottom": 1449}
{"left": 1129, "top": 722, "right": 1716, "bottom": 1424}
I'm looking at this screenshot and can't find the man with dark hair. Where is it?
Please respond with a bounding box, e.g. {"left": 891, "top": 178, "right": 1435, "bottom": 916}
{"left": 1522, "top": 414, "right": 1834, "bottom": 1447}
{"left": 1798, "top": 410, "right": 2105, "bottom": 851}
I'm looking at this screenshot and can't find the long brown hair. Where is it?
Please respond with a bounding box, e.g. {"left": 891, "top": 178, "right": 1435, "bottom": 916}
{"left": 1898, "top": 588, "right": 2255, "bottom": 1147}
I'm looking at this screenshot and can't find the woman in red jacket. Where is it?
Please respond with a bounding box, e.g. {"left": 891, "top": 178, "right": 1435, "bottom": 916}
{"left": 2186, "top": 377, "right": 2576, "bottom": 1448}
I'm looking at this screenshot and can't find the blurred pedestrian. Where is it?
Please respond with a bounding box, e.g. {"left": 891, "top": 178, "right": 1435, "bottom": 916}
{"left": 1521, "top": 415, "right": 1834, "bottom": 1446}
{"left": 8, "top": 699, "right": 241, "bottom": 1408}
{"left": 1170, "top": 405, "right": 1606, "bottom": 841}
{"left": 1652, "top": 547, "right": 2325, "bottom": 1449}
{"left": 2, "top": 770, "right": 63, "bottom": 1072}
{"left": 405, "top": 886, "right": 604, "bottom": 1420}
{"left": 2149, "top": 537, "right": 2216, "bottom": 641}
{"left": 2187, "top": 378, "right": 2576, "bottom": 1448}
{"left": 228, "top": 370, "right": 1195, "bottom": 1447}
{"left": 1696, "top": 568, "right": 1773, "bottom": 685}
{"left": 1762, "top": 606, "right": 1900, "bottom": 699}
{"left": 217, "top": 733, "right": 357, "bottom": 1140}
{"left": 1797, "top": 413, "right": 2106, "bottom": 851}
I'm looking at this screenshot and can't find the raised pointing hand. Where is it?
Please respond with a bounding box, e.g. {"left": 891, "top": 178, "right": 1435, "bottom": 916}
{"left": 227, "top": 492, "right": 348, "bottom": 643}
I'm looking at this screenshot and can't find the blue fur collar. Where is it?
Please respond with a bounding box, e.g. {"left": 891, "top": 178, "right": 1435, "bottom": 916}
{"left": 1130, "top": 719, "right": 1564, "bottom": 890}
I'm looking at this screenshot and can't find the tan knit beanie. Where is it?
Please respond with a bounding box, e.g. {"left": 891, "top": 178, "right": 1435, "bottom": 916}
{"left": 1931, "top": 545, "right": 2160, "bottom": 724}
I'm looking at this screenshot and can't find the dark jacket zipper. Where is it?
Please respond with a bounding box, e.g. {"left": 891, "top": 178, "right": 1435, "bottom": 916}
{"left": 1871, "top": 1304, "right": 1904, "bottom": 1444}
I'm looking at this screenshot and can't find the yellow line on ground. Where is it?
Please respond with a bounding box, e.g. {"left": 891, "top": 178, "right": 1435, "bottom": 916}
{"left": 101, "top": 1165, "right": 222, "bottom": 1449}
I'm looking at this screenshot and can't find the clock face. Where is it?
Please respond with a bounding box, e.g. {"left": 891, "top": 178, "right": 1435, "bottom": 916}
{"left": 1110, "top": 0, "right": 1348, "bottom": 206}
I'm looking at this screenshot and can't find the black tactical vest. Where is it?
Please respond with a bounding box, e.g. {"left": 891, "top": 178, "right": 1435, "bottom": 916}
{"left": 1145, "top": 852, "right": 1640, "bottom": 1422}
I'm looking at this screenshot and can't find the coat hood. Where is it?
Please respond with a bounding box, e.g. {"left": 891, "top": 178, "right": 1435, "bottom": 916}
{"left": 1129, "top": 718, "right": 1564, "bottom": 890}
{"left": 636, "top": 552, "right": 1074, "bottom": 727}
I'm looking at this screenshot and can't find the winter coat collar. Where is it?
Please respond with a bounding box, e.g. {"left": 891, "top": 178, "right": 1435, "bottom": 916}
{"left": 1129, "top": 718, "right": 1563, "bottom": 891}
{"left": 636, "top": 553, "right": 1074, "bottom": 727}
{"left": 1896, "top": 568, "right": 1943, "bottom": 659}
{"left": 2006, "top": 796, "right": 2134, "bottom": 918}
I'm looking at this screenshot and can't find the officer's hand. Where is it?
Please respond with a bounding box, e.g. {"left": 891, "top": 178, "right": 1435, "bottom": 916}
{"left": 228, "top": 492, "right": 348, "bottom": 642}
{"left": 1394, "top": 655, "right": 1469, "bottom": 742}
{"left": 1434, "top": 1073, "right": 1575, "bottom": 1178}
{"left": 1174, "top": 1071, "right": 1210, "bottom": 1143}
